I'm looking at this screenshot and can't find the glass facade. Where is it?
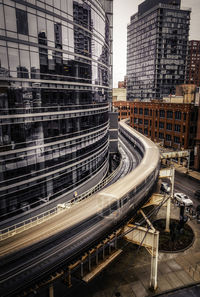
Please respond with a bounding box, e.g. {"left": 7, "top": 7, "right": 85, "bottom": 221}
{"left": 127, "top": 0, "right": 190, "bottom": 100}
{"left": 0, "top": 0, "right": 113, "bottom": 221}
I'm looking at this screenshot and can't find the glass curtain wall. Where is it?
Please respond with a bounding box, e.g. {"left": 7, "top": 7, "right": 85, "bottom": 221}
{"left": 0, "top": 0, "right": 112, "bottom": 221}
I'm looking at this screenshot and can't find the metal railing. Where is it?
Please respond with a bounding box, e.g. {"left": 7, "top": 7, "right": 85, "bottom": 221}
{"left": 0, "top": 155, "right": 123, "bottom": 241}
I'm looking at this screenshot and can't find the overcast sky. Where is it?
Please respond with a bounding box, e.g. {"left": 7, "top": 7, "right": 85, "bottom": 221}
{"left": 113, "top": 0, "right": 200, "bottom": 87}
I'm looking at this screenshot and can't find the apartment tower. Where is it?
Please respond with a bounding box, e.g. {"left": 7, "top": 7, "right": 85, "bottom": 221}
{"left": 127, "top": 0, "right": 190, "bottom": 101}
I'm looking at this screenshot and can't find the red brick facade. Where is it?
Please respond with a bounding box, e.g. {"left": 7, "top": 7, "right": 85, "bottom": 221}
{"left": 186, "top": 40, "right": 200, "bottom": 86}
{"left": 113, "top": 101, "right": 198, "bottom": 152}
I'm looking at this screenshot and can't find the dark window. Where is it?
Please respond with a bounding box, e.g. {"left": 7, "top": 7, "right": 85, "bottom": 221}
{"left": 166, "top": 134, "right": 171, "bottom": 141}
{"left": 159, "top": 121, "right": 164, "bottom": 129}
{"left": 159, "top": 132, "right": 164, "bottom": 139}
{"left": 144, "top": 119, "right": 148, "bottom": 126}
{"left": 175, "top": 111, "right": 181, "bottom": 120}
{"left": 174, "top": 124, "right": 181, "bottom": 132}
{"left": 159, "top": 109, "right": 165, "bottom": 118}
{"left": 139, "top": 118, "right": 143, "bottom": 125}
{"left": 134, "top": 107, "right": 138, "bottom": 114}
{"left": 144, "top": 108, "right": 149, "bottom": 115}
{"left": 174, "top": 136, "right": 180, "bottom": 143}
{"left": 166, "top": 123, "right": 172, "bottom": 130}
{"left": 16, "top": 9, "right": 28, "bottom": 35}
{"left": 167, "top": 110, "right": 173, "bottom": 119}
{"left": 139, "top": 108, "right": 143, "bottom": 115}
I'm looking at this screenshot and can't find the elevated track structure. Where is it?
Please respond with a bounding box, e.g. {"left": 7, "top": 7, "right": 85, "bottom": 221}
{"left": 0, "top": 120, "right": 160, "bottom": 297}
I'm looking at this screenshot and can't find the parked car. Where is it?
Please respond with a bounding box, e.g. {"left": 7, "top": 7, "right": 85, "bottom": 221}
{"left": 194, "top": 190, "right": 200, "bottom": 200}
{"left": 160, "top": 182, "right": 170, "bottom": 193}
{"left": 174, "top": 193, "right": 193, "bottom": 206}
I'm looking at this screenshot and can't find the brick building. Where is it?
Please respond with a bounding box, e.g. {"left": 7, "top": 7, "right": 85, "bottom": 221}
{"left": 113, "top": 101, "right": 130, "bottom": 120}
{"left": 186, "top": 40, "right": 200, "bottom": 86}
{"left": 118, "top": 76, "right": 127, "bottom": 88}
{"left": 113, "top": 101, "right": 198, "bottom": 157}
{"left": 194, "top": 107, "right": 200, "bottom": 170}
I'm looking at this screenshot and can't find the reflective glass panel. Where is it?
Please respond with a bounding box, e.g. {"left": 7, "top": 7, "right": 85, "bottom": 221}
{"left": 4, "top": 6, "right": 16, "bottom": 32}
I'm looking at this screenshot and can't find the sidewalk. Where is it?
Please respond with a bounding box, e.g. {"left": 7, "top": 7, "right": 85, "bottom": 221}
{"left": 89, "top": 203, "right": 200, "bottom": 297}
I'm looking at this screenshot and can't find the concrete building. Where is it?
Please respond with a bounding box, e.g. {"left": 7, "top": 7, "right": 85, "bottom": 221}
{"left": 0, "top": 0, "right": 113, "bottom": 221}
{"left": 112, "top": 88, "right": 127, "bottom": 102}
{"left": 186, "top": 40, "right": 200, "bottom": 86}
{"left": 127, "top": 0, "right": 191, "bottom": 101}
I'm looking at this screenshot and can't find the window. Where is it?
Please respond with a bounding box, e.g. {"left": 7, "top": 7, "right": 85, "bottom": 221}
{"left": 144, "top": 119, "right": 148, "bottom": 126}
{"left": 4, "top": 6, "right": 16, "bottom": 32}
{"left": 175, "top": 111, "right": 181, "bottom": 120}
{"left": 144, "top": 108, "right": 149, "bottom": 115}
{"left": 159, "top": 132, "right": 164, "bottom": 139}
{"left": 16, "top": 9, "right": 28, "bottom": 35}
{"left": 174, "top": 124, "right": 181, "bottom": 132}
{"left": 174, "top": 136, "right": 180, "bottom": 143}
{"left": 139, "top": 119, "right": 143, "bottom": 125}
{"left": 166, "top": 123, "right": 172, "bottom": 130}
{"left": 139, "top": 108, "right": 143, "bottom": 115}
{"left": 167, "top": 110, "right": 173, "bottom": 119}
{"left": 144, "top": 128, "right": 148, "bottom": 135}
{"left": 134, "top": 107, "right": 138, "bottom": 114}
{"left": 159, "top": 110, "right": 165, "bottom": 118}
{"left": 159, "top": 121, "right": 164, "bottom": 129}
{"left": 166, "top": 134, "right": 171, "bottom": 141}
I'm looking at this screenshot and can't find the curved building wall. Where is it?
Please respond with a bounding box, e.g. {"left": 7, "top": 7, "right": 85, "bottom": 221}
{"left": 0, "top": 0, "right": 112, "bottom": 221}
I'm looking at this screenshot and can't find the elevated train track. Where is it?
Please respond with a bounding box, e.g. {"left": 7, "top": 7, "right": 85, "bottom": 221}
{"left": 0, "top": 120, "right": 160, "bottom": 297}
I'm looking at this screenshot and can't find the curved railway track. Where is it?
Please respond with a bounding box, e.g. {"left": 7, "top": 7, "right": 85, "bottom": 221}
{"left": 0, "top": 120, "right": 160, "bottom": 297}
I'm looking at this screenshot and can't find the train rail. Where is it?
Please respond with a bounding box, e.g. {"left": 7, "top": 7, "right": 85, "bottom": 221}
{"left": 0, "top": 120, "right": 160, "bottom": 297}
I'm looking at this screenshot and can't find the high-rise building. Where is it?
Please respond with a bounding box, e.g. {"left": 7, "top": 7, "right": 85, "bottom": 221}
{"left": 0, "top": 0, "right": 112, "bottom": 222}
{"left": 127, "top": 0, "right": 190, "bottom": 101}
{"left": 186, "top": 40, "right": 200, "bottom": 86}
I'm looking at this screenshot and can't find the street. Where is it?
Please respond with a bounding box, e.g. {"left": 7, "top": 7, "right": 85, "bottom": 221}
{"left": 174, "top": 171, "right": 200, "bottom": 209}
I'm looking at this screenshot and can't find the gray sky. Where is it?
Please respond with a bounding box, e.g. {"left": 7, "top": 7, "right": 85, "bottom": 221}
{"left": 113, "top": 0, "right": 200, "bottom": 87}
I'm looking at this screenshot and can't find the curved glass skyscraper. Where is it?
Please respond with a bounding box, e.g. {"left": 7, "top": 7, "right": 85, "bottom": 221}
{"left": 0, "top": 0, "right": 113, "bottom": 222}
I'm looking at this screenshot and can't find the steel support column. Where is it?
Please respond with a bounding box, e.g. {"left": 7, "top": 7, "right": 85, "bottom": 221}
{"left": 149, "top": 231, "right": 159, "bottom": 290}
{"left": 49, "top": 284, "right": 54, "bottom": 297}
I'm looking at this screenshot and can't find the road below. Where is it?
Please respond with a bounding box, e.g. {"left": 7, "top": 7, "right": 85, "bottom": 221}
{"left": 174, "top": 171, "right": 200, "bottom": 209}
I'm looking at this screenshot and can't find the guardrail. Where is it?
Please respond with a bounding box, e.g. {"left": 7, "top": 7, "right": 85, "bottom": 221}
{"left": 0, "top": 153, "right": 123, "bottom": 241}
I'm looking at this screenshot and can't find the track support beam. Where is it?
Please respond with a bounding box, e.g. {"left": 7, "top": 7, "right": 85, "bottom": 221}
{"left": 124, "top": 221, "right": 159, "bottom": 291}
